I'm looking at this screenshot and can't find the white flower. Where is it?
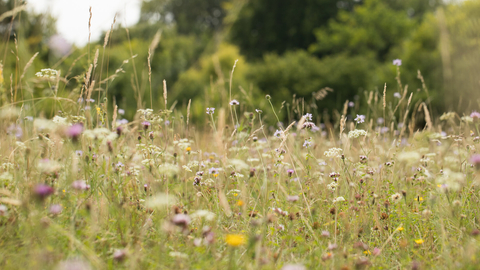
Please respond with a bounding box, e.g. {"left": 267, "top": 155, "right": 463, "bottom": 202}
{"left": 354, "top": 115, "right": 365, "bottom": 124}
{"left": 324, "top": 147, "right": 343, "bottom": 158}
{"left": 190, "top": 210, "right": 216, "bottom": 221}
{"left": 229, "top": 99, "right": 240, "bottom": 106}
{"left": 391, "top": 193, "right": 402, "bottom": 204}
{"left": 52, "top": 115, "right": 69, "bottom": 125}
{"left": 348, "top": 129, "right": 367, "bottom": 139}
{"left": 333, "top": 196, "right": 345, "bottom": 203}
{"left": 327, "top": 182, "right": 338, "bottom": 191}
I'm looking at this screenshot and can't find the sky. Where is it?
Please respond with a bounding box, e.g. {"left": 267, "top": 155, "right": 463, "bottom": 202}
{"left": 28, "top": 0, "right": 142, "bottom": 46}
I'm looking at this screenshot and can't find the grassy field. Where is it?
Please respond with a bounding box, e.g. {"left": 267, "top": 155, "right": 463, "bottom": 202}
{"left": 1, "top": 55, "right": 480, "bottom": 270}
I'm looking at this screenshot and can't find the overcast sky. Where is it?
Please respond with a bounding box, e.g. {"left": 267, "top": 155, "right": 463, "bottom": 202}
{"left": 28, "top": 0, "right": 142, "bottom": 46}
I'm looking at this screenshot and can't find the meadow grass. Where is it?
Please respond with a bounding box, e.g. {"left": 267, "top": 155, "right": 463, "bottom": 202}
{"left": 1, "top": 30, "right": 480, "bottom": 270}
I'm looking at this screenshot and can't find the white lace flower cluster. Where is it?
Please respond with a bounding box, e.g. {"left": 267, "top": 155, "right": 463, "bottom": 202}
{"left": 348, "top": 129, "right": 367, "bottom": 138}
{"left": 324, "top": 147, "right": 343, "bottom": 158}
{"left": 35, "top": 68, "right": 59, "bottom": 79}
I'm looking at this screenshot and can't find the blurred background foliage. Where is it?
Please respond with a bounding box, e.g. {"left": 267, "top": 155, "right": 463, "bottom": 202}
{"left": 1, "top": 0, "right": 480, "bottom": 125}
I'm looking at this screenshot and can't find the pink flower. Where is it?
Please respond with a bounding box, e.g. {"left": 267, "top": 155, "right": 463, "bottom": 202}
{"left": 67, "top": 123, "right": 83, "bottom": 140}
{"left": 471, "top": 111, "right": 480, "bottom": 119}
{"left": 34, "top": 184, "right": 54, "bottom": 199}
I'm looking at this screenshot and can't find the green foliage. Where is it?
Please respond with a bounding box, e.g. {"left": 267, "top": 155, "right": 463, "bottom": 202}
{"left": 229, "top": 0, "right": 358, "bottom": 59}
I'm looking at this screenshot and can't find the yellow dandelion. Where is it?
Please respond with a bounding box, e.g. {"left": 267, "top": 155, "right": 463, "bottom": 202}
{"left": 415, "top": 239, "right": 424, "bottom": 244}
{"left": 62, "top": 189, "right": 65, "bottom": 193}
{"left": 186, "top": 146, "right": 192, "bottom": 152}
{"left": 415, "top": 197, "right": 424, "bottom": 201}
{"left": 213, "top": 173, "right": 219, "bottom": 178}
{"left": 363, "top": 250, "right": 371, "bottom": 255}
{"left": 225, "top": 234, "right": 246, "bottom": 247}
{"left": 397, "top": 227, "right": 404, "bottom": 231}
{"left": 237, "top": 200, "right": 244, "bottom": 206}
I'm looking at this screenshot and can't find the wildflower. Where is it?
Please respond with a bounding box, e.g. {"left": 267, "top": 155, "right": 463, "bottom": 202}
{"left": 255, "top": 109, "right": 262, "bottom": 114}
{"left": 377, "top": 117, "right": 384, "bottom": 124}
{"left": 141, "top": 121, "right": 151, "bottom": 130}
{"left": 229, "top": 99, "right": 240, "bottom": 106}
{"left": 394, "top": 92, "right": 401, "bottom": 99}
{"left": 237, "top": 200, "right": 244, "bottom": 206}
{"left": 66, "top": 123, "right": 83, "bottom": 140}
{"left": 118, "top": 108, "right": 125, "bottom": 115}
{"left": 303, "top": 139, "right": 312, "bottom": 148}
{"left": 333, "top": 196, "right": 345, "bottom": 203}
{"left": 324, "top": 147, "right": 343, "bottom": 158}
{"left": 302, "top": 121, "right": 316, "bottom": 129}
{"left": 113, "top": 249, "right": 127, "bottom": 261}
{"left": 287, "top": 195, "right": 299, "bottom": 202}
{"left": 327, "top": 182, "right": 338, "bottom": 191}
{"left": 0, "top": 204, "right": 7, "bottom": 216}
{"left": 281, "top": 264, "right": 306, "bottom": 270}
{"left": 471, "top": 111, "right": 480, "bottom": 119}
{"left": 328, "top": 243, "right": 338, "bottom": 250}
{"left": 206, "top": 107, "right": 215, "bottom": 115}
{"left": 348, "top": 101, "right": 354, "bottom": 107}
{"left": 304, "top": 113, "right": 313, "bottom": 121}
{"left": 287, "top": 169, "right": 294, "bottom": 177}
{"left": 172, "top": 214, "right": 191, "bottom": 227}
{"left": 414, "top": 197, "right": 424, "bottom": 202}
{"left": 348, "top": 129, "right": 367, "bottom": 139}
{"left": 372, "top": 247, "right": 381, "bottom": 256}
{"left": 72, "top": 180, "right": 89, "bottom": 191}
{"left": 225, "top": 234, "right": 246, "bottom": 247}
{"left": 470, "top": 154, "right": 480, "bottom": 168}
{"left": 354, "top": 114, "right": 365, "bottom": 124}
{"left": 6, "top": 125, "right": 23, "bottom": 140}
{"left": 321, "top": 230, "right": 330, "bottom": 237}
{"left": 208, "top": 167, "right": 218, "bottom": 175}
{"left": 274, "top": 129, "right": 283, "bottom": 138}
{"left": 414, "top": 239, "right": 424, "bottom": 244}
{"left": 49, "top": 204, "right": 62, "bottom": 215}
{"left": 391, "top": 193, "right": 402, "bottom": 204}
{"left": 186, "top": 146, "right": 191, "bottom": 152}
{"left": 34, "top": 184, "right": 54, "bottom": 200}
{"left": 393, "top": 59, "right": 402, "bottom": 66}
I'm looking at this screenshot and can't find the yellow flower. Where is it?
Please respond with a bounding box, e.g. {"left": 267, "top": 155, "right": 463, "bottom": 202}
{"left": 225, "top": 234, "right": 246, "bottom": 247}
{"left": 96, "top": 107, "right": 101, "bottom": 114}
{"left": 237, "top": 200, "right": 244, "bottom": 206}
{"left": 186, "top": 146, "right": 191, "bottom": 152}
{"left": 363, "top": 250, "right": 371, "bottom": 255}
{"left": 397, "top": 227, "right": 404, "bottom": 231}
{"left": 415, "top": 239, "right": 424, "bottom": 244}
{"left": 213, "top": 173, "right": 219, "bottom": 178}
{"left": 415, "top": 197, "right": 424, "bottom": 201}
{"left": 233, "top": 193, "right": 238, "bottom": 197}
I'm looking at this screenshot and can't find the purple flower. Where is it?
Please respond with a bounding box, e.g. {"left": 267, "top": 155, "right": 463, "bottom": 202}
{"left": 208, "top": 167, "right": 218, "bottom": 175}
{"left": 470, "top": 154, "right": 480, "bottom": 167}
{"left": 172, "top": 214, "right": 191, "bottom": 227}
{"left": 287, "top": 169, "right": 294, "bottom": 177}
{"left": 377, "top": 117, "right": 385, "bottom": 124}
{"left": 34, "top": 184, "right": 54, "bottom": 199}
{"left": 49, "top": 204, "right": 63, "bottom": 215}
{"left": 348, "top": 101, "right": 355, "bottom": 107}
{"left": 471, "top": 111, "right": 480, "bottom": 119}
{"left": 206, "top": 107, "right": 215, "bottom": 115}
{"left": 393, "top": 59, "right": 402, "bottom": 66}
{"left": 72, "top": 180, "right": 89, "bottom": 191}
{"left": 373, "top": 247, "right": 381, "bottom": 256}
{"left": 118, "top": 108, "right": 125, "bottom": 115}
{"left": 142, "top": 121, "right": 151, "bottom": 130}
{"left": 67, "top": 123, "right": 83, "bottom": 140}
{"left": 7, "top": 124, "right": 22, "bottom": 139}
{"left": 321, "top": 230, "right": 330, "bottom": 237}
{"left": 304, "top": 113, "right": 313, "bottom": 121}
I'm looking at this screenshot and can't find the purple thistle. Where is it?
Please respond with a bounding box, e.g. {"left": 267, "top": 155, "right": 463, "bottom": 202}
{"left": 34, "top": 184, "right": 54, "bottom": 200}
{"left": 142, "top": 121, "right": 151, "bottom": 130}
{"left": 470, "top": 111, "right": 480, "bottom": 119}
{"left": 67, "top": 123, "right": 83, "bottom": 140}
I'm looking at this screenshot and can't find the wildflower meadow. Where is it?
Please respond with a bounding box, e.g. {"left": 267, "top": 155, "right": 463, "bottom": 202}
{"left": 2, "top": 1, "right": 480, "bottom": 270}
